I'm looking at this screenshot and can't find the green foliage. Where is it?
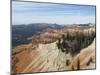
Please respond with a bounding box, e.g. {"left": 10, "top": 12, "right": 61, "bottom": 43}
{"left": 77, "top": 57, "right": 80, "bottom": 70}
{"left": 72, "top": 65, "right": 74, "bottom": 70}
{"left": 86, "top": 57, "right": 93, "bottom": 66}
{"left": 56, "top": 38, "right": 61, "bottom": 49}
{"left": 56, "top": 30, "right": 95, "bottom": 55}
{"left": 66, "top": 60, "right": 70, "bottom": 66}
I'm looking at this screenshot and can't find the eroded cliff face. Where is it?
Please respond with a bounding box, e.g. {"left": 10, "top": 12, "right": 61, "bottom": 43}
{"left": 68, "top": 39, "right": 95, "bottom": 70}
{"left": 12, "top": 41, "right": 72, "bottom": 73}
{"left": 12, "top": 25, "right": 96, "bottom": 74}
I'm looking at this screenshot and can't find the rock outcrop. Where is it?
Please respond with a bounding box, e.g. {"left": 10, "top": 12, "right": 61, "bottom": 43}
{"left": 12, "top": 25, "right": 96, "bottom": 74}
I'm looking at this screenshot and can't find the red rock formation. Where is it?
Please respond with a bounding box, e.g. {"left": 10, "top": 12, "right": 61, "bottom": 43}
{"left": 12, "top": 25, "right": 96, "bottom": 74}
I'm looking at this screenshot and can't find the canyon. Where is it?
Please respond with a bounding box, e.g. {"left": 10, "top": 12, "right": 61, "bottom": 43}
{"left": 12, "top": 24, "right": 96, "bottom": 74}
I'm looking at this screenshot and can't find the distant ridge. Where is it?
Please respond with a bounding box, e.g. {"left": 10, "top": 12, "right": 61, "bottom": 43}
{"left": 12, "top": 23, "right": 63, "bottom": 47}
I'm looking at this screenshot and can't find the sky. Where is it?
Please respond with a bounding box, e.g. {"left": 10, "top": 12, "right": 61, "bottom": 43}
{"left": 12, "top": 1, "right": 96, "bottom": 25}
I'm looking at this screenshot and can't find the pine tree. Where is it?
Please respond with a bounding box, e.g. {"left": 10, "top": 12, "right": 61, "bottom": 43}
{"left": 77, "top": 57, "right": 80, "bottom": 70}
{"left": 72, "top": 65, "right": 74, "bottom": 70}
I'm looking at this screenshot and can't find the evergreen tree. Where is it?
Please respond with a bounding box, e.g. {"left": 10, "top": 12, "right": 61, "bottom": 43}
{"left": 77, "top": 57, "right": 80, "bottom": 70}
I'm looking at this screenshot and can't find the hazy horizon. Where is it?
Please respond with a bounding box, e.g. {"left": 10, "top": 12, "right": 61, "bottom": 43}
{"left": 12, "top": 1, "right": 96, "bottom": 25}
{"left": 12, "top": 22, "right": 95, "bottom": 26}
